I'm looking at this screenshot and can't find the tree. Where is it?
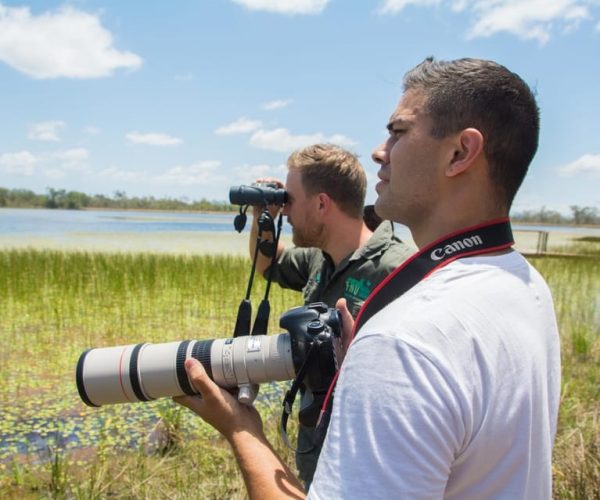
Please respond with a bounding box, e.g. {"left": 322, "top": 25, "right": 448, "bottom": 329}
{"left": 570, "top": 205, "right": 600, "bottom": 225}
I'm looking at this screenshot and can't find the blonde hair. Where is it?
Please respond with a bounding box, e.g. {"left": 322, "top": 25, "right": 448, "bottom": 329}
{"left": 287, "top": 144, "right": 366, "bottom": 219}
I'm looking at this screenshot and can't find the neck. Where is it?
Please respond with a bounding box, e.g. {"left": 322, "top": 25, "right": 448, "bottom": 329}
{"left": 411, "top": 210, "right": 508, "bottom": 250}
{"left": 323, "top": 218, "right": 373, "bottom": 266}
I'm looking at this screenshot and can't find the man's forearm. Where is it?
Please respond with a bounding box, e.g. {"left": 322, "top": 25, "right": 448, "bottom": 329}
{"left": 176, "top": 359, "right": 304, "bottom": 499}
{"left": 249, "top": 207, "right": 284, "bottom": 276}
{"left": 229, "top": 429, "right": 305, "bottom": 500}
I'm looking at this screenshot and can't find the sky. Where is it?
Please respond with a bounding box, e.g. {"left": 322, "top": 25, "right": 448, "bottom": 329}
{"left": 0, "top": 0, "right": 599, "bottom": 215}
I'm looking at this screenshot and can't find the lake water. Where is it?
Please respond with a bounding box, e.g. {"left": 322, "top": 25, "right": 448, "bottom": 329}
{"left": 0, "top": 207, "right": 294, "bottom": 254}
{"left": 1, "top": 207, "right": 598, "bottom": 254}
{"left": 0, "top": 207, "right": 252, "bottom": 235}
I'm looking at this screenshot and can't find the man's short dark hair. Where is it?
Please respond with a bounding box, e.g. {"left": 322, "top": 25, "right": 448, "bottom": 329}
{"left": 287, "top": 144, "right": 367, "bottom": 218}
{"left": 404, "top": 57, "right": 540, "bottom": 209}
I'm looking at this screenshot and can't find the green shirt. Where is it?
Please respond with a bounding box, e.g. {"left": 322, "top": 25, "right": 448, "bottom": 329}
{"left": 265, "top": 221, "right": 414, "bottom": 486}
{"left": 266, "top": 221, "right": 414, "bottom": 317}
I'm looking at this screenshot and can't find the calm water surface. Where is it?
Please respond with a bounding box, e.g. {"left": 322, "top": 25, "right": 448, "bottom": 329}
{"left": 1, "top": 207, "right": 598, "bottom": 244}
{"left": 0, "top": 208, "right": 245, "bottom": 235}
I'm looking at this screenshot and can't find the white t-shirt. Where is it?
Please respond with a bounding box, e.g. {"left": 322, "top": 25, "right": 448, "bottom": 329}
{"left": 309, "top": 252, "right": 561, "bottom": 499}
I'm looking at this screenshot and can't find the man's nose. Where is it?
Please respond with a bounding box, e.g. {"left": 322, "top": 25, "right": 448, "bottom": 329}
{"left": 371, "top": 140, "right": 389, "bottom": 166}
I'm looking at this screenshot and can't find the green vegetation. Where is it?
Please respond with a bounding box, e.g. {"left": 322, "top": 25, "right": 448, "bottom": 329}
{"left": 530, "top": 255, "right": 600, "bottom": 498}
{"left": 0, "top": 249, "right": 598, "bottom": 497}
{"left": 512, "top": 205, "right": 600, "bottom": 226}
{"left": 0, "top": 187, "right": 235, "bottom": 212}
{"left": 552, "top": 235, "right": 600, "bottom": 257}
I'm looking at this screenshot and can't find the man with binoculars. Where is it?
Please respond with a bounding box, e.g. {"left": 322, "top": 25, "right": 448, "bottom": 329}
{"left": 247, "top": 143, "right": 413, "bottom": 487}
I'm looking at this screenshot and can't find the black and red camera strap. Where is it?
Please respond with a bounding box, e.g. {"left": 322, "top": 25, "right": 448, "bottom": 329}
{"left": 314, "top": 218, "right": 515, "bottom": 440}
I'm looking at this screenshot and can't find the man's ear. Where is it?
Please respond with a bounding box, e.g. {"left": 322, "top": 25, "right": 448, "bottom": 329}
{"left": 446, "top": 128, "right": 484, "bottom": 178}
{"left": 317, "top": 193, "right": 331, "bottom": 213}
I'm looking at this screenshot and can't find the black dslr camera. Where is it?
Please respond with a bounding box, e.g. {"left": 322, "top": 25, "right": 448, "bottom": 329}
{"left": 281, "top": 303, "right": 341, "bottom": 427}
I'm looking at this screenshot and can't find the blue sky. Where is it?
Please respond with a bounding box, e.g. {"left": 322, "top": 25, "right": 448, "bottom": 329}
{"left": 0, "top": 0, "right": 599, "bottom": 215}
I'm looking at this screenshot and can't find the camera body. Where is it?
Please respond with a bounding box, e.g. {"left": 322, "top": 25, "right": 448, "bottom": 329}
{"left": 229, "top": 182, "right": 288, "bottom": 206}
{"left": 283, "top": 303, "right": 339, "bottom": 393}
{"left": 282, "top": 303, "right": 341, "bottom": 427}
{"left": 76, "top": 303, "right": 340, "bottom": 411}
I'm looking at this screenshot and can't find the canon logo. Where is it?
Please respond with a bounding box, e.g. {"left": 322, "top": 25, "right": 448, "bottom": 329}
{"left": 430, "top": 234, "right": 484, "bottom": 261}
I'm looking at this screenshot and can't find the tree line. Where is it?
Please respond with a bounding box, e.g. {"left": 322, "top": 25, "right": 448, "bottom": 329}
{"left": 0, "top": 187, "right": 235, "bottom": 212}
{"left": 1, "top": 186, "right": 599, "bottom": 225}
{"left": 512, "top": 205, "right": 600, "bottom": 226}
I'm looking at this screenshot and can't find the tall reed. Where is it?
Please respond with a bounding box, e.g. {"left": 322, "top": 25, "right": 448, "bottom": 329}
{"left": 0, "top": 249, "right": 598, "bottom": 497}
{"left": 531, "top": 255, "right": 600, "bottom": 498}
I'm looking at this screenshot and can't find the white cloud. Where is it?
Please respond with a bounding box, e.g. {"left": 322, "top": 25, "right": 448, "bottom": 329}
{"left": 466, "top": 0, "right": 589, "bottom": 44}
{"left": 230, "top": 0, "right": 329, "bottom": 15}
{"left": 50, "top": 148, "right": 90, "bottom": 171}
{"left": 0, "top": 150, "right": 37, "bottom": 175}
{"left": 557, "top": 153, "right": 600, "bottom": 177}
{"left": 92, "top": 161, "right": 285, "bottom": 193}
{"left": 0, "top": 5, "right": 142, "bottom": 79}
{"left": 155, "top": 161, "right": 224, "bottom": 185}
{"left": 94, "top": 161, "right": 228, "bottom": 189}
{"left": 377, "top": 0, "right": 440, "bottom": 15}
{"left": 28, "top": 121, "right": 65, "bottom": 142}
{"left": 249, "top": 128, "right": 357, "bottom": 152}
{"left": 262, "top": 99, "right": 293, "bottom": 111}
{"left": 44, "top": 168, "right": 66, "bottom": 179}
{"left": 0, "top": 147, "right": 93, "bottom": 178}
{"left": 96, "top": 166, "right": 148, "bottom": 183}
{"left": 231, "top": 163, "right": 287, "bottom": 184}
{"left": 376, "top": 0, "right": 594, "bottom": 44}
{"left": 126, "top": 132, "right": 183, "bottom": 146}
{"left": 215, "top": 117, "right": 263, "bottom": 135}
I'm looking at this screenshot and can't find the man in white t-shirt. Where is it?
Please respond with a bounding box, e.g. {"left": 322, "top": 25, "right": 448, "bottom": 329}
{"left": 176, "top": 57, "right": 561, "bottom": 499}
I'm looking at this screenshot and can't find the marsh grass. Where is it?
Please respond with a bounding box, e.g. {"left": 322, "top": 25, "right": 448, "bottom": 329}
{"left": 0, "top": 249, "right": 300, "bottom": 498}
{"left": 554, "top": 235, "right": 600, "bottom": 257}
{"left": 0, "top": 249, "right": 598, "bottom": 497}
{"left": 530, "top": 255, "right": 600, "bottom": 498}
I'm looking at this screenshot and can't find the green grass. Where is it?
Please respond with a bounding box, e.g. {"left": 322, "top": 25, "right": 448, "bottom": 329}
{"left": 529, "top": 255, "right": 600, "bottom": 498}
{"left": 0, "top": 249, "right": 598, "bottom": 497}
{"left": 554, "top": 235, "right": 600, "bottom": 256}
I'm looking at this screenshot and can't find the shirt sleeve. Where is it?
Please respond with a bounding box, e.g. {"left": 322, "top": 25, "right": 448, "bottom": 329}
{"left": 309, "top": 331, "right": 465, "bottom": 500}
{"left": 264, "top": 246, "right": 321, "bottom": 292}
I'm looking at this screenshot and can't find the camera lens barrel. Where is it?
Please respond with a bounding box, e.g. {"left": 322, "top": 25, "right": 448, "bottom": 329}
{"left": 76, "top": 334, "right": 295, "bottom": 407}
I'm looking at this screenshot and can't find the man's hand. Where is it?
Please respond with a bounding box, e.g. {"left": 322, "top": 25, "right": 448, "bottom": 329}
{"left": 175, "top": 358, "right": 305, "bottom": 499}
{"left": 253, "top": 177, "right": 285, "bottom": 220}
{"left": 174, "top": 358, "right": 264, "bottom": 443}
{"left": 334, "top": 298, "right": 355, "bottom": 367}
{"left": 255, "top": 177, "right": 285, "bottom": 190}
{"left": 250, "top": 177, "right": 287, "bottom": 274}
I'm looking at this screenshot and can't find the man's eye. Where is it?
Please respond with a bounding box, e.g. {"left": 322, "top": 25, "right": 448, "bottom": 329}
{"left": 389, "top": 128, "right": 405, "bottom": 138}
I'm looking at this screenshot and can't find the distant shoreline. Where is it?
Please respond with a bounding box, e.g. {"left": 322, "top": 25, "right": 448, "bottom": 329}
{"left": 1, "top": 206, "right": 238, "bottom": 216}
{"left": 2, "top": 206, "right": 599, "bottom": 229}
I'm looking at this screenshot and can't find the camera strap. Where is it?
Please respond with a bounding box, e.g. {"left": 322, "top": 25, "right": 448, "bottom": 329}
{"left": 354, "top": 217, "right": 514, "bottom": 331}
{"left": 314, "top": 218, "right": 515, "bottom": 442}
{"left": 252, "top": 212, "right": 283, "bottom": 336}
{"left": 233, "top": 210, "right": 283, "bottom": 337}
{"left": 280, "top": 341, "right": 319, "bottom": 453}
